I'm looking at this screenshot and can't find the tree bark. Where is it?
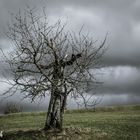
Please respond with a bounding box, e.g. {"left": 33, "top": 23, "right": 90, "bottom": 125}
{"left": 44, "top": 63, "right": 67, "bottom": 131}
{"left": 44, "top": 93, "right": 63, "bottom": 131}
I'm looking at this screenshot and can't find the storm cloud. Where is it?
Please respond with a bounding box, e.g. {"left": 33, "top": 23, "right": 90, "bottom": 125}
{"left": 0, "top": 0, "right": 140, "bottom": 66}
{"left": 0, "top": 0, "right": 140, "bottom": 110}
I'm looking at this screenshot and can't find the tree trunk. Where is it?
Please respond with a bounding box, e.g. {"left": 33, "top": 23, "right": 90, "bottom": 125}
{"left": 44, "top": 92, "right": 65, "bottom": 131}
{"left": 44, "top": 63, "right": 67, "bottom": 131}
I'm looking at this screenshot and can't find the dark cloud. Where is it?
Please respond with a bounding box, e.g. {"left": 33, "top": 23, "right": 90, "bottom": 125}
{"left": 45, "top": 0, "right": 140, "bottom": 67}
{"left": 65, "top": 0, "right": 140, "bottom": 67}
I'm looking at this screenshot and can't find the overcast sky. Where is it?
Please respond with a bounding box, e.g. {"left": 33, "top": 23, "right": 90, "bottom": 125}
{"left": 0, "top": 0, "right": 140, "bottom": 112}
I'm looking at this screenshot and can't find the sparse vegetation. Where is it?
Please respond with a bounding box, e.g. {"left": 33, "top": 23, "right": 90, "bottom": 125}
{"left": 0, "top": 105, "right": 140, "bottom": 140}
{"left": 3, "top": 102, "right": 22, "bottom": 114}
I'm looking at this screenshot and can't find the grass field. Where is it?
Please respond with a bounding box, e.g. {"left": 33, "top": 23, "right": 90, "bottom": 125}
{"left": 0, "top": 105, "right": 140, "bottom": 140}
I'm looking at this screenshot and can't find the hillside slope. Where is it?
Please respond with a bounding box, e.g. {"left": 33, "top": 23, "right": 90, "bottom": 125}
{"left": 0, "top": 105, "right": 140, "bottom": 140}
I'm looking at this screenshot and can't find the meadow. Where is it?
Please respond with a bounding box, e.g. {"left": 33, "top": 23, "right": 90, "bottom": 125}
{"left": 0, "top": 105, "right": 140, "bottom": 140}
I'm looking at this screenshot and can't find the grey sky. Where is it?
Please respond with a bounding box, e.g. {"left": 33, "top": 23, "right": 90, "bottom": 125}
{"left": 0, "top": 0, "right": 140, "bottom": 111}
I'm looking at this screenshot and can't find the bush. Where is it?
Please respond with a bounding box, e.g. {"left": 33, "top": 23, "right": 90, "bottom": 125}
{"left": 4, "top": 102, "right": 23, "bottom": 114}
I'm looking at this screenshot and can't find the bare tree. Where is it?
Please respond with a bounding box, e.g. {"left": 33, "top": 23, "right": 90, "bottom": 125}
{"left": 1, "top": 8, "right": 106, "bottom": 131}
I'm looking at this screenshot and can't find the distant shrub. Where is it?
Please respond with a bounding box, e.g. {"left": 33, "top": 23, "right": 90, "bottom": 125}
{"left": 4, "top": 102, "right": 23, "bottom": 114}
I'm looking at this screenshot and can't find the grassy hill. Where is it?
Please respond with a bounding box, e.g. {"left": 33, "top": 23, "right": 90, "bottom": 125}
{"left": 0, "top": 105, "right": 140, "bottom": 140}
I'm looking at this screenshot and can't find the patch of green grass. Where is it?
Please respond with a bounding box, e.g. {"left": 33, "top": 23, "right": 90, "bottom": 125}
{"left": 0, "top": 105, "right": 140, "bottom": 140}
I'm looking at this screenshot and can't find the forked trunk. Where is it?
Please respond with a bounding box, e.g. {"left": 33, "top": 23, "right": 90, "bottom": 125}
{"left": 44, "top": 93, "right": 65, "bottom": 131}
{"left": 44, "top": 63, "right": 67, "bottom": 131}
